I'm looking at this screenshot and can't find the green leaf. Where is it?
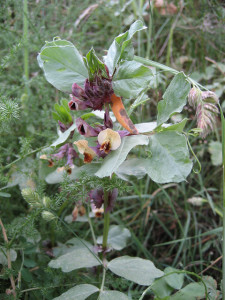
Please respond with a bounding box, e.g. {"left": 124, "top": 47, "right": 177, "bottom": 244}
{"left": 51, "top": 123, "right": 76, "bottom": 148}
{"left": 95, "top": 135, "right": 149, "bottom": 178}
{"left": 108, "top": 256, "right": 164, "bottom": 285}
{"left": 53, "top": 284, "right": 99, "bottom": 300}
{"left": 45, "top": 163, "right": 100, "bottom": 184}
{"left": 157, "top": 118, "right": 188, "bottom": 133}
{"left": 38, "top": 38, "right": 88, "bottom": 93}
{"left": 49, "top": 239, "right": 101, "bottom": 272}
{"left": 112, "top": 61, "right": 152, "bottom": 99}
{"left": 104, "top": 20, "right": 146, "bottom": 75}
{"left": 99, "top": 291, "right": 129, "bottom": 300}
{"left": 0, "top": 192, "right": 11, "bottom": 198}
{"left": 157, "top": 73, "right": 191, "bottom": 126}
{"left": 164, "top": 267, "right": 184, "bottom": 290}
{"left": 135, "top": 122, "right": 157, "bottom": 133}
{"left": 116, "top": 158, "right": 147, "bottom": 180}
{"left": 151, "top": 277, "right": 173, "bottom": 298}
{"left": 84, "top": 48, "right": 107, "bottom": 79}
{"left": 208, "top": 141, "right": 222, "bottom": 166}
{"left": 97, "top": 225, "right": 131, "bottom": 250}
{"left": 144, "top": 131, "right": 193, "bottom": 183}
{"left": 169, "top": 282, "right": 205, "bottom": 300}
{"left": 0, "top": 248, "right": 17, "bottom": 265}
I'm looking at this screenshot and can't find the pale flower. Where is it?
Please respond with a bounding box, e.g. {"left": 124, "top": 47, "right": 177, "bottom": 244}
{"left": 74, "top": 140, "right": 96, "bottom": 163}
{"left": 98, "top": 128, "right": 121, "bottom": 153}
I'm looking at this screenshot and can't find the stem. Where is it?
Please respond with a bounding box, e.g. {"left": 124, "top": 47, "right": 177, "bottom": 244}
{"left": 219, "top": 104, "right": 225, "bottom": 299}
{"left": 2, "top": 145, "right": 49, "bottom": 172}
{"left": 102, "top": 190, "right": 110, "bottom": 250}
{"left": 23, "top": 0, "right": 29, "bottom": 95}
{"left": 100, "top": 267, "right": 106, "bottom": 292}
{"left": 0, "top": 218, "right": 17, "bottom": 299}
{"left": 87, "top": 204, "right": 97, "bottom": 246}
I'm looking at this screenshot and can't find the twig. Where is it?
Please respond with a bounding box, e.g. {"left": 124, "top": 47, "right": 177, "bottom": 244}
{"left": 0, "top": 218, "right": 17, "bottom": 298}
{"left": 199, "top": 255, "right": 222, "bottom": 275}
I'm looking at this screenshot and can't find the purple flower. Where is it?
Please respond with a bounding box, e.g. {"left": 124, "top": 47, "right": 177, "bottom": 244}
{"left": 52, "top": 143, "right": 78, "bottom": 168}
{"left": 76, "top": 118, "right": 100, "bottom": 137}
{"left": 88, "top": 188, "right": 118, "bottom": 212}
{"left": 69, "top": 76, "right": 113, "bottom": 111}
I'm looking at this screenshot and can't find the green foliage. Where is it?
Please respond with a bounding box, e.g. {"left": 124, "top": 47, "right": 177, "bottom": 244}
{"left": 112, "top": 61, "right": 153, "bottom": 99}
{"left": 157, "top": 73, "right": 191, "bottom": 126}
{"left": 108, "top": 256, "right": 164, "bottom": 285}
{"left": 1, "top": 0, "right": 224, "bottom": 298}
{"left": 38, "top": 38, "right": 88, "bottom": 92}
{"left": 52, "top": 99, "right": 73, "bottom": 125}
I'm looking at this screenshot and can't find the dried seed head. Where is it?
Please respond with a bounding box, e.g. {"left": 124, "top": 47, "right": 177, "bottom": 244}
{"left": 98, "top": 128, "right": 121, "bottom": 153}
{"left": 188, "top": 87, "right": 202, "bottom": 108}
{"left": 189, "top": 88, "right": 219, "bottom": 138}
{"left": 74, "top": 140, "right": 96, "bottom": 163}
{"left": 201, "top": 91, "right": 219, "bottom": 104}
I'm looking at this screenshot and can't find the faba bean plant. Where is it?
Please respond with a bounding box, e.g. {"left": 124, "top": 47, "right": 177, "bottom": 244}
{"left": 21, "top": 20, "right": 221, "bottom": 299}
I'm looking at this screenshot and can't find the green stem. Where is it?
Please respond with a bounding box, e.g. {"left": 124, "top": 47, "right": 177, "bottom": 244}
{"left": 87, "top": 204, "right": 97, "bottom": 246}
{"left": 100, "top": 267, "right": 106, "bottom": 292}
{"left": 219, "top": 104, "right": 225, "bottom": 299}
{"left": 102, "top": 190, "right": 110, "bottom": 249}
{"left": 2, "top": 145, "right": 49, "bottom": 172}
{"left": 23, "top": 0, "right": 29, "bottom": 95}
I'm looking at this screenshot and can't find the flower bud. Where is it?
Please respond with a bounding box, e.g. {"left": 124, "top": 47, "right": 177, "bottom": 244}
{"left": 21, "top": 188, "right": 42, "bottom": 208}
{"left": 42, "top": 196, "right": 51, "bottom": 208}
{"left": 42, "top": 211, "right": 56, "bottom": 221}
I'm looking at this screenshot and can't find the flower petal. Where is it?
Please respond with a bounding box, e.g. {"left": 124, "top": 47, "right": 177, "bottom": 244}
{"left": 74, "top": 140, "right": 96, "bottom": 163}
{"left": 76, "top": 117, "right": 100, "bottom": 137}
{"left": 98, "top": 128, "right": 121, "bottom": 153}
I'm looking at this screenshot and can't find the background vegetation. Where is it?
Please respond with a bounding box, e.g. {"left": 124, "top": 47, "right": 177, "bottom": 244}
{"left": 0, "top": 0, "right": 225, "bottom": 299}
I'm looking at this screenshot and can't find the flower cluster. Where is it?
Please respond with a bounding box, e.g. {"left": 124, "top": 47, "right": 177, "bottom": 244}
{"left": 69, "top": 75, "right": 113, "bottom": 111}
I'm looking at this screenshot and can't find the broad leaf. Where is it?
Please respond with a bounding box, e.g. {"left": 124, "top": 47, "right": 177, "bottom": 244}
{"left": 134, "top": 120, "right": 187, "bottom": 134}
{"left": 135, "top": 122, "right": 157, "bottom": 133}
{"left": 157, "top": 73, "right": 191, "bottom": 125}
{"left": 157, "top": 118, "right": 188, "bottom": 133}
{"left": 99, "top": 291, "right": 129, "bottom": 300}
{"left": 53, "top": 284, "right": 99, "bottom": 300}
{"left": 49, "top": 239, "right": 101, "bottom": 272}
{"left": 104, "top": 20, "right": 146, "bottom": 75}
{"left": 112, "top": 61, "right": 152, "bottom": 99}
{"left": 170, "top": 282, "right": 205, "bottom": 300}
{"left": 45, "top": 163, "right": 100, "bottom": 184}
{"left": 116, "top": 158, "right": 147, "bottom": 180}
{"left": 38, "top": 39, "right": 88, "bottom": 93}
{"left": 151, "top": 277, "right": 173, "bottom": 298}
{"left": 51, "top": 123, "right": 76, "bottom": 147}
{"left": 95, "top": 135, "right": 149, "bottom": 178}
{"left": 108, "top": 256, "right": 164, "bottom": 285}
{"left": 97, "top": 225, "right": 131, "bottom": 250}
{"left": 144, "top": 131, "right": 193, "bottom": 183}
{"left": 164, "top": 267, "right": 184, "bottom": 290}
